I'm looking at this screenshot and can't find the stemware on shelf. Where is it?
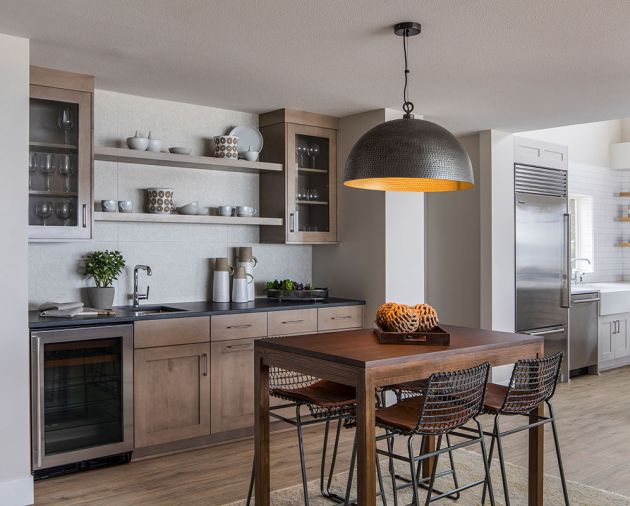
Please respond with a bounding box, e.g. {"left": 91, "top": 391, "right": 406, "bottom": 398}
{"left": 58, "top": 154, "right": 75, "bottom": 192}
{"left": 56, "top": 200, "right": 73, "bottom": 226}
{"left": 58, "top": 107, "right": 74, "bottom": 145}
{"left": 29, "top": 151, "right": 38, "bottom": 191}
{"left": 35, "top": 201, "right": 53, "bottom": 226}
{"left": 39, "top": 153, "right": 56, "bottom": 192}
{"left": 308, "top": 143, "right": 320, "bottom": 169}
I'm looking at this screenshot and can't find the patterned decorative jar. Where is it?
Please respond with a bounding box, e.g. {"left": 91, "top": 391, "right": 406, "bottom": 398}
{"left": 146, "top": 188, "right": 174, "bottom": 214}
{"left": 214, "top": 135, "right": 239, "bottom": 159}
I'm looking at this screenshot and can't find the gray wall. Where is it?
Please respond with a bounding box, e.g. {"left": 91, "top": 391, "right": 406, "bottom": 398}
{"left": 29, "top": 90, "right": 312, "bottom": 307}
{"left": 0, "top": 33, "right": 33, "bottom": 504}
{"left": 425, "top": 133, "right": 481, "bottom": 327}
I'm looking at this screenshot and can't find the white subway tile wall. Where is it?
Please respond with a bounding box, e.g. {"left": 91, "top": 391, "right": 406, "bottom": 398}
{"left": 569, "top": 162, "right": 623, "bottom": 283}
{"left": 28, "top": 90, "right": 311, "bottom": 307}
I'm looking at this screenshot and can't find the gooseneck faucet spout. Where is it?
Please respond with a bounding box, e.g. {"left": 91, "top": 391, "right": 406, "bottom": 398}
{"left": 133, "top": 265, "right": 152, "bottom": 308}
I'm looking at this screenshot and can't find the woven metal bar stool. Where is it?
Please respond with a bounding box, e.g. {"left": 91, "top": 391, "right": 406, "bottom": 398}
{"left": 345, "top": 363, "right": 495, "bottom": 506}
{"left": 246, "top": 367, "right": 366, "bottom": 505}
{"left": 480, "top": 351, "right": 569, "bottom": 506}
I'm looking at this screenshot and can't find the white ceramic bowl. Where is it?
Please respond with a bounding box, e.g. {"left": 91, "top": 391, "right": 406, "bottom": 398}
{"left": 169, "top": 147, "right": 192, "bottom": 155}
{"left": 177, "top": 202, "right": 199, "bottom": 215}
{"left": 127, "top": 137, "right": 149, "bottom": 150}
{"left": 147, "top": 139, "right": 162, "bottom": 152}
{"left": 242, "top": 151, "right": 259, "bottom": 161}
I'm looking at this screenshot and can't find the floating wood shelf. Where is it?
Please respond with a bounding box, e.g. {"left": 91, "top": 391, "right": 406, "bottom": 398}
{"left": 619, "top": 217, "right": 630, "bottom": 222}
{"left": 620, "top": 242, "right": 630, "bottom": 247}
{"left": 30, "top": 141, "right": 78, "bottom": 150}
{"left": 94, "top": 146, "right": 283, "bottom": 174}
{"left": 94, "top": 212, "right": 283, "bottom": 226}
{"left": 296, "top": 200, "right": 329, "bottom": 206}
{"left": 620, "top": 192, "right": 630, "bottom": 197}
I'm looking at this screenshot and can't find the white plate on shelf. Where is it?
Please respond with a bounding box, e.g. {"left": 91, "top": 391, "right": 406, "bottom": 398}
{"left": 229, "top": 126, "right": 263, "bottom": 157}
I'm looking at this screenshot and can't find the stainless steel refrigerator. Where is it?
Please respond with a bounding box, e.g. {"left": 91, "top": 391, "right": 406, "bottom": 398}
{"left": 515, "top": 164, "right": 570, "bottom": 380}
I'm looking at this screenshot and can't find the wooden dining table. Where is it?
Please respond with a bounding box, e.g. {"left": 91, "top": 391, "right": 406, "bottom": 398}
{"left": 254, "top": 325, "right": 545, "bottom": 505}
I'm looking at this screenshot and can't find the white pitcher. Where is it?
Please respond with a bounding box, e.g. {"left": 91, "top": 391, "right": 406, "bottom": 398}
{"left": 232, "top": 266, "right": 254, "bottom": 303}
{"left": 212, "top": 258, "right": 233, "bottom": 303}
{"left": 237, "top": 246, "right": 258, "bottom": 301}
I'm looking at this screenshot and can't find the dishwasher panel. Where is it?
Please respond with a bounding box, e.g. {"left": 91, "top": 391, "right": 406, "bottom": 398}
{"left": 570, "top": 291, "right": 599, "bottom": 372}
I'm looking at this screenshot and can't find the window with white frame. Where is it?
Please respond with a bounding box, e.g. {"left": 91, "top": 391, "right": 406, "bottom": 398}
{"left": 568, "top": 194, "right": 594, "bottom": 273}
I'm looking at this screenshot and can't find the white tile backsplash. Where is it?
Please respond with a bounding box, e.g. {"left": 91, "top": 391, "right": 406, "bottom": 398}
{"left": 569, "top": 161, "right": 623, "bottom": 283}
{"left": 28, "top": 90, "right": 311, "bottom": 308}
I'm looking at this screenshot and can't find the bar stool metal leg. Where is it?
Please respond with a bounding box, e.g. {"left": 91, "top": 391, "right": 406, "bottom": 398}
{"left": 493, "top": 417, "right": 510, "bottom": 506}
{"left": 423, "top": 434, "right": 443, "bottom": 506}
{"left": 547, "top": 402, "right": 570, "bottom": 505}
{"left": 476, "top": 419, "right": 496, "bottom": 506}
{"left": 295, "top": 406, "right": 311, "bottom": 506}
{"left": 321, "top": 418, "right": 344, "bottom": 501}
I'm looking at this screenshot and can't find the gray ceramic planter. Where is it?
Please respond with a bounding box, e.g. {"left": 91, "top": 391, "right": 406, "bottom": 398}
{"left": 87, "top": 287, "right": 115, "bottom": 309}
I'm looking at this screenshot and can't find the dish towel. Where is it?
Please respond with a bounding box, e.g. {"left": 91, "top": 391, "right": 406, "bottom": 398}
{"left": 39, "top": 301, "right": 84, "bottom": 318}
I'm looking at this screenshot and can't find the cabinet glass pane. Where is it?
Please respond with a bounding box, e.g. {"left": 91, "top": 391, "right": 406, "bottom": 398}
{"left": 43, "top": 338, "right": 123, "bottom": 455}
{"left": 294, "top": 134, "right": 330, "bottom": 233}
{"left": 29, "top": 98, "right": 80, "bottom": 227}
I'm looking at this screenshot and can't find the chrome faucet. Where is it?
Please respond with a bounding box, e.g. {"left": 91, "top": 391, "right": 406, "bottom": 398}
{"left": 133, "top": 265, "right": 152, "bottom": 307}
{"left": 571, "top": 257, "right": 591, "bottom": 285}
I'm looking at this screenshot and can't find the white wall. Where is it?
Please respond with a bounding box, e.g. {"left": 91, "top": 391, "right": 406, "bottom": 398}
{"left": 425, "top": 133, "right": 481, "bottom": 327}
{"left": 312, "top": 109, "right": 425, "bottom": 326}
{"left": 0, "top": 33, "right": 34, "bottom": 505}
{"left": 29, "top": 90, "right": 312, "bottom": 307}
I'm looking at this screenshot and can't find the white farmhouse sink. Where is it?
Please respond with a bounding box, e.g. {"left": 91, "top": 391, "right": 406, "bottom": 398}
{"left": 574, "top": 283, "right": 630, "bottom": 315}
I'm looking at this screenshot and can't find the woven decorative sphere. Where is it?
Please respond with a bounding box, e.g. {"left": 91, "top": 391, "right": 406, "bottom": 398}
{"left": 414, "top": 304, "right": 439, "bottom": 331}
{"left": 376, "top": 302, "right": 419, "bottom": 333}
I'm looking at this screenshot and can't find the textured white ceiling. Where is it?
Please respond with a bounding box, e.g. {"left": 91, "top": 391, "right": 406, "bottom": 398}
{"left": 1, "top": 0, "right": 630, "bottom": 133}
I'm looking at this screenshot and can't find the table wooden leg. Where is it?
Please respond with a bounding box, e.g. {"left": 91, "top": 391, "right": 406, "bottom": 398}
{"left": 356, "top": 371, "right": 376, "bottom": 506}
{"left": 254, "top": 351, "right": 270, "bottom": 506}
{"left": 421, "top": 435, "right": 436, "bottom": 478}
{"left": 528, "top": 403, "right": 544, "bottom": 505}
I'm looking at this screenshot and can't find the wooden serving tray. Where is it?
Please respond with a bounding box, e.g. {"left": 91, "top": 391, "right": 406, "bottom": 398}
{"left": 373, "top": 324, "right": 450, "bottom": 346}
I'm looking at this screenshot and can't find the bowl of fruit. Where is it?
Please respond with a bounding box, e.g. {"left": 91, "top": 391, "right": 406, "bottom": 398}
{"left": 265, "top": 279, "right": 328, "bottom": 302}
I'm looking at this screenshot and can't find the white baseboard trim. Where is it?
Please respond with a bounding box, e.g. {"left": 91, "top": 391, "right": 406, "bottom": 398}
{"left": 599, "top": 356, "right": 630, "bottom": 372}
{"left": 0, "top": 475, "right": 34, "bottom": 506}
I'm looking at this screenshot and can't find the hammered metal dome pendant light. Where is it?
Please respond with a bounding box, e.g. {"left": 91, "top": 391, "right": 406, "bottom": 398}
{"left": 343, "top": 22, "right": 474, "bottom": 192}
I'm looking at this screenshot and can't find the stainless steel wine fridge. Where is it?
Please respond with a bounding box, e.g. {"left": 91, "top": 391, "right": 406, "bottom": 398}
{"left": 31, "top": 325, "right": 133, "bottom": 476}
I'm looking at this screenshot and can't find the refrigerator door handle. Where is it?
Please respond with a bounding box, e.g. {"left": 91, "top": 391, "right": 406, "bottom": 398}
{"left": 562, "top": 213, "right": 571, "bottom": 308}
{"left": 527, "top": 327, "right": 566, "bottom": 336}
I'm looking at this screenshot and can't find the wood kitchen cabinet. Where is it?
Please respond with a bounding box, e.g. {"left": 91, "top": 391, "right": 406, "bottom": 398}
{"left": 29, "top": 66, "right": 94, "bottom": 240}
{"left": 133, "top": 317, "right": 211, "bottom": 448}
{"left": 259, "top": 109, "right": 338, "bottom": 244}
{"left": 211, "top": 338, "right": 255, "bottom": 433}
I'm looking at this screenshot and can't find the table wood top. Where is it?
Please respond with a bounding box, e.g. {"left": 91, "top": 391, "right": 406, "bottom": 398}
{"left": 256, "top": 325, "right": 544, "bottom": 368}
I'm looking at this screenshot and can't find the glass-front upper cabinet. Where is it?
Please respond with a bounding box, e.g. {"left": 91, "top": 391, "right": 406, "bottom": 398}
{"left": 29, "top": 67, "right": 93, "bottom": 240}
{"left": 259, "top": 110, "right": 338, "bottom": 244}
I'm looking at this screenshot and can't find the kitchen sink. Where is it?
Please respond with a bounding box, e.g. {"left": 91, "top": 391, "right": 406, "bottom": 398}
{"left": 118, "top": 305, "right": 186, "bottom": 316}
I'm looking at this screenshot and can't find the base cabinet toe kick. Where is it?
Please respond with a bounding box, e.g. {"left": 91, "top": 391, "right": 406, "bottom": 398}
{"left": 31, "top": 303, "right": 363, "bottom": 467}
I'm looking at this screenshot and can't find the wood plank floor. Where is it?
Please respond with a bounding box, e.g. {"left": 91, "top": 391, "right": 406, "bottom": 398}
{"left": 35, "top": 367, "right": 630, "bottom": 505}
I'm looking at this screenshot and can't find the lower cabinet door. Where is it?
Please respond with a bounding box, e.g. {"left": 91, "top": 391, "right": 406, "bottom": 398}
{"left": 211, "top": 338, "right": 255, "bottom": 433}
{"left": 134, "top": 343, "right": 210, "bottom": 448}
{"left": 613, "top": 319, "right": 630, "bottom": 359}
{"left": 599, "top": 321, "right": 614, "bottom": 363}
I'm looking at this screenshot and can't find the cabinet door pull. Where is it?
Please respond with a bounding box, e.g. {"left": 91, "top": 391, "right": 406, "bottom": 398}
{"left": 226, "top": 324, "right": 253, "bottom": 329}
{"left": 289, "top": 212, "right": 295, "bottom": 233}
{"left": 224, "top": 343, "right": 254, "bottom": 352}
{"left": 201, "top": 353, "right": 208, "bottom": 376}
{"left": 281, "top": 319, "right": 305, "bottom": 324}
{"left": 331, "top": 315, "right": 352, "bottom": 320}
{"left": 82, "top": 204, "right": 87, "bottom": 228}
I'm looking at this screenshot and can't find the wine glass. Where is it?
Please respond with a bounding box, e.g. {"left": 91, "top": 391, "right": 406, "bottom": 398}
{"left": 58, "top": 154, "right": 74, "bottom": 192}
{"left": 308, "top": 143, "right": 320, "bottom": 169}
{"left": 56, "top": 200, "right": 73, "bottom": 226}
{"left": 35, "top": 201, "right": 53, "bottom": 226}
{"left": 58, "top": 107, "right": 74, "bottom": 145}
{"left": 39, "top": 153, "right": 56, "bottom": 192}
{"left": 29, "top": 151, "right": 38, "bottom": 190}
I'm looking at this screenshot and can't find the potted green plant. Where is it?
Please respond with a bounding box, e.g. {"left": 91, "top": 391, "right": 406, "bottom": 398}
{"left": 83, "top": 250, "right": 125, "bottom": 309}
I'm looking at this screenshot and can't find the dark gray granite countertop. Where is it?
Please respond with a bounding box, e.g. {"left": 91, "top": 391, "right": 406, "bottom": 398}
{"left": 29, "top": 297, "right": 365, "bottom": 329}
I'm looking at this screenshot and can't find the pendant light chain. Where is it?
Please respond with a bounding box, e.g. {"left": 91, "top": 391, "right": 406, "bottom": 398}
{"left": 402, "top": 29, "right": 415, "bottom": 118}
